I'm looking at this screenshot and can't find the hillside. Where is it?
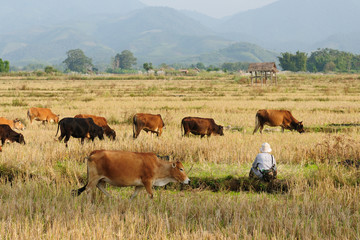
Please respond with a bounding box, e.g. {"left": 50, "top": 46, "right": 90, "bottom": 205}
{"left": 216, "top": 0, "right": 360, "bottom": 52}
{"left": 183, "top": 42, "right": 278, "bottom": 64}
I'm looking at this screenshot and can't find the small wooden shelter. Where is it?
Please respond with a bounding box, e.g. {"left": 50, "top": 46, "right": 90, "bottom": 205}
{"left": 248, "top": 62, "right": 278, "bottom": 85}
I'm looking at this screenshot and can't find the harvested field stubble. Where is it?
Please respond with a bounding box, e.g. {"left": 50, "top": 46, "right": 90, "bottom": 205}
{"left": 0, "top": 73, "right": 360, "bottom": 239}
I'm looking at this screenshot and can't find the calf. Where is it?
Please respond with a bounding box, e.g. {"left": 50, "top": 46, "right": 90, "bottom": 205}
{"left": 55, "top": 118, "right": 104, "bottom": 147}
{"left": 253, "top": 109, "right": 304, "bottom": 134}
{"left": 181, "top": 117, "right": 224, "bottom": 137}
{"left": 72, "top": 150, "right": 190, "bottom": 199}
{"left": 0, "top": 124, "right": 26, "bottom": 146}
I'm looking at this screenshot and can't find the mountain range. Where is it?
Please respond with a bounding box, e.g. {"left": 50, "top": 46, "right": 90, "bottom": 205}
{"left": 1, "top": 0, "right": 359, "bottom": 68}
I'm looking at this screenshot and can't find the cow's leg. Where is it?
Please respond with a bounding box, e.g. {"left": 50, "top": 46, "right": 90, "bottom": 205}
{"left": 64, "top": 134, "right": 71, "bottom": 148}
{"left": 81, "top": 138, "right": 85, "bottom": 145}
{"left": 130, "top": 186, "right": 143, "bottom": 200}
{"left": 201, "top": 134, "right": 205, "bottom": 138}
{"left": 134, "top": 127, "right": 142, "bottom": 139}
{"left": 158, "top": 128, "right": 162, "bottom": 137}
{"left": 259, "top": 125, "right": 264, "bottom": 134}
{"left": 143, "top": 180, "right": 154, "bottom": 198}
{"left": 1, "top": 138, "right": 5, "bottom": 145}
{"left": 97, "top": 180, "right": 111, "bottom": 197}
{"left": 281, "top": 127, "right": 285, "bottom": 133}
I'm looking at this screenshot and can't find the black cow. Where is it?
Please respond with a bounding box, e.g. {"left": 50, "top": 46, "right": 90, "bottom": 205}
{"left": 0, "top": 124, "right": 26, "bottom": 145}
{"left": 55, "top": 118, "right": 104, "bottom": 147}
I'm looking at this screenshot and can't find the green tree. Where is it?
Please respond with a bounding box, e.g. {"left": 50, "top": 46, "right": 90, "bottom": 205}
{"left": 63, "top": 49, "right": 93, "bottom": 73}
{"left": 143, "top": 62, "right": 153, "bottom": 71}
{"left": 278, "top": 51, "right": 307, "bottom": 72}
{"left": 44, "top": 66, "right": 58, "bottom": 74}
{"left": 114, "top": 50, "right": 137, "bottom": 70}
{"left": 0, "top": 59, "right": 10, "bottom": 73}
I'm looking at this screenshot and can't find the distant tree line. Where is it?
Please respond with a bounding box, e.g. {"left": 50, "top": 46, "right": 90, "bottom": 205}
{"left": 0, "top": 58, "right": 10, "bottom": 72}
{"left": 279, "top": 48, "right": 360, "bottom": 73}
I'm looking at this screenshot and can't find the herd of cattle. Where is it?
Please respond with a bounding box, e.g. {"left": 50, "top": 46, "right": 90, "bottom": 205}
{"left": 0, "top": 107, "right": 304, "bottom": 198}
{"left": 0, "top": 107, "right": 305, "bottom": 151}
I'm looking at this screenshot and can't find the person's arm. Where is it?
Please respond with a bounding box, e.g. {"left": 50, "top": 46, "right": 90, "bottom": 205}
{"left": 251, "top": 155, "right": 263, "bottom": 178}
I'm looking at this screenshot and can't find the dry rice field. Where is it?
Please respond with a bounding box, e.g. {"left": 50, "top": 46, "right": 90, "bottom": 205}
{"left": 0, "top": 72, "right": 360, "bottom": 239}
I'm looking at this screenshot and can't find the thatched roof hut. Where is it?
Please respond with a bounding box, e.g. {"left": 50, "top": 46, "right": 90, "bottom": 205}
{"left": 247, "top": 62, "right": 278, "bottom": 85}
{"left": 248, "top": 62, "right": 278, "bottom": 73}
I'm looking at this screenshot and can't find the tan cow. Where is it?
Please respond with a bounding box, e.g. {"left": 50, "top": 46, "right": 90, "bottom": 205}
{"left": 133, "top": 113, "right": 164, "bottom": 138}
{"left": 253, "top": 109, "right": 304, "bottom": 134}
{"left": 74, "top": 114, "right": 116, "bottom": 140}
{"left": 27, "top": 107, "right": 59, "bottom": 124}
{"left": 0, "top": 117, "right": 25, "bottom": 130}
{"left": 72, "top": 150, "right": 190, "bottom": 199}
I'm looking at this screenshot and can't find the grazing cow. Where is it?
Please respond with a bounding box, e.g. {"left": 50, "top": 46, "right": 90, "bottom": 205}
{"left": 27, "top": 107, "right": 59, "bottom": 124}
{"left": 253, "top": 109, "right": 304, "bottom": 134}
{"left": 0, "top": 117, "right": 25, "bottom": 130}
{"left": 181, "top": 117, "right": 224, "bottom": 137}
{"left": 55, "top": 118, "right": 104, "bottom": 147}
{"left": 133, "top": 113, "right": 164, "bottom": 138}
{"left": 72, "top": 150, "right": 190, "bottom": 199}
{"left": 0, "top": 124, "right": 26, "bottom": 145}
{"left": 74, "top": 114, "right": 116, "bottom": 140}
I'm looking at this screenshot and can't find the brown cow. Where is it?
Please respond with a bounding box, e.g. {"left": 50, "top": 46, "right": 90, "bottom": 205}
{"left": 27, "top": 107, "right": 59, "bottom": 124}
{"left": 253, "top": 109, "right": 304, "bottom": 134}
{"left": 0, "top": 124, "right": 26, "bottom": 146}
{"left": 74, "top": 114, "right": 116, "bottom": 140}
{"left": 72, "top": 150, "right": 190, "bottom": 199}
{"left": 0, "top": 117, "right": 25, "bottom": 130}
{"left": 133, "top": 113, "right": 164, "bottom": 138}
{"left": 181, "top": 117, "right": 224, "bottom": 137}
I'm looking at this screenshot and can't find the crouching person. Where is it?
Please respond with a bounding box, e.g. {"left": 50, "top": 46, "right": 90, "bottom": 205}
{"left": 249, "top": 142, "right": 277, "bottom": 182}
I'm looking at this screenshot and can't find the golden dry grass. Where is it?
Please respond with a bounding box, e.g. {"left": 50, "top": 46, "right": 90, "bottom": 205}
{"left": 0, "top": 72, "right": 359, "bottom": 239}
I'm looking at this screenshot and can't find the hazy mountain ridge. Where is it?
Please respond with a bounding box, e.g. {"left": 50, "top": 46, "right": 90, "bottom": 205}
{"left": 1, "top": 0, "right": 359, "bottom": 67}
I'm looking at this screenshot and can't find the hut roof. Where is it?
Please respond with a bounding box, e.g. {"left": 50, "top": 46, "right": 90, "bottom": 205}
{"left": 247, "top": 62, "right": 278, "bottom": 72}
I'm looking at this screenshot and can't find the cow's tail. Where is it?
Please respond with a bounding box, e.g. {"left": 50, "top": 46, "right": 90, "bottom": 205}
{"left": 27, "top": 109, "right": 31, "bottom": 121}
{"left": 72, "top": 160, "right": 89, "bottom": 196}
{"left": 132, "top": 114, "right": 137, "bottom": 138}
{"left": 253, "top": 112, "right": 260, "bottom": 134}
{"left": 55, "top": 121, "right": 60, "bottom": 137}
{"left": 181, "top": 119, "right": 184, "bottom": 136}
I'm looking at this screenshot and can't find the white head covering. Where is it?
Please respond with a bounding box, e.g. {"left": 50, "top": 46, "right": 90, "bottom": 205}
{"left": 260, "top": 142, "right": 272, "bottom": 153}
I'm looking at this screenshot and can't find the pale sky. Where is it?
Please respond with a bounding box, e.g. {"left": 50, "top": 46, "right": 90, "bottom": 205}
{"left": 140, "top": 0, "right": 279, "bottom": 18}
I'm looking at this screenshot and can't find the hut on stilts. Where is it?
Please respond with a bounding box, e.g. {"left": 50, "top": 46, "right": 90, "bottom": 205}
{"left": 248, "top": 62, "right": 278, "bottom": 86}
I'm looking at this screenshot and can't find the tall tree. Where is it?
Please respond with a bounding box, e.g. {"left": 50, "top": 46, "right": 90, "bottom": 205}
{"left": 114, "top": 50, "right": 137, "bottom": 70}
{"left": 63, "top": 49, "right": 93, "bottom": 73}
{"left": 0, "top": 59, "right": 10, "bottom": 73}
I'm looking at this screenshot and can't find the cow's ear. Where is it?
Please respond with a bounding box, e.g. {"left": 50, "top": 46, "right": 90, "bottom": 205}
{"left": 172, "top": 162, "right": 176, "bottom": 168}
{"left": 299, "top": 121, "right": 303, "bottom": 124}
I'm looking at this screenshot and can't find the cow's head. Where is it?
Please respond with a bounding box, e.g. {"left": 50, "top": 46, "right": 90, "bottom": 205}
{"left": 217, "top": 125, "right": 224, "bottom": 136}
{"left": 14, "top": 119, "right": 25, "bottom": 130}
{"left": 17, "top": 133, "right": 26, "bottom": 145}
{"left": 54, "top": 115, "right": 60, "bottom": 123}
{"left": 170, "top": 161, "right": 190, "bottom": 184}
{"left": 106, "top": 128, "right": 116, "bottom": 140}
{"left": 296, "top": 121, "right": 304, "bottom": 133}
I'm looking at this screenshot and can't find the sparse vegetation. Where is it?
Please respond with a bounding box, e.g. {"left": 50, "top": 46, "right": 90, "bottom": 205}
{"left": 0, "top": 72, "right": 360, "bottom": 239}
